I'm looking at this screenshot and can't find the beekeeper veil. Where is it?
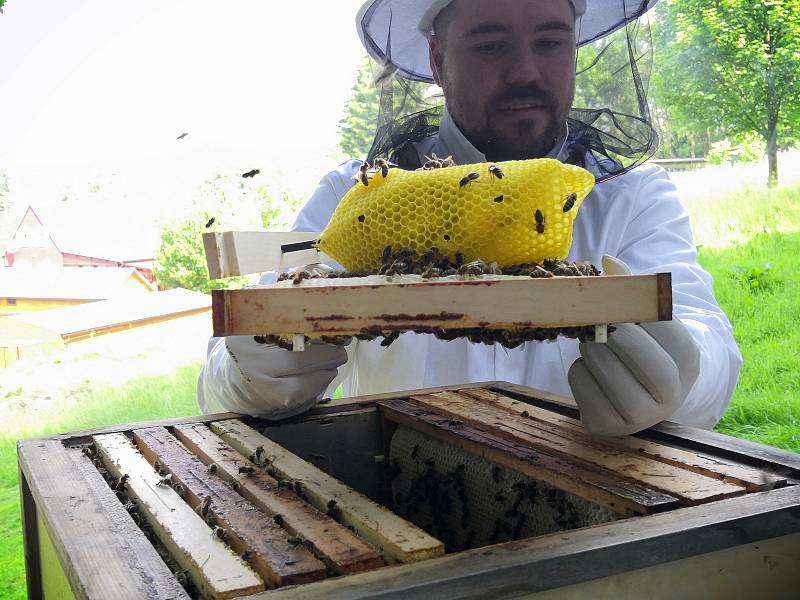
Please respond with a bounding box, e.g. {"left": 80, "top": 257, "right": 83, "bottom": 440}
{"left": 356, "top": 0, "right": 659, "bottom": 182}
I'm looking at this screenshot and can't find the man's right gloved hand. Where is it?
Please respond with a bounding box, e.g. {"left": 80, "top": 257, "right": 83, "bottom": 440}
{"left": 197, "top": 335, "right": 348, "bottom": 419}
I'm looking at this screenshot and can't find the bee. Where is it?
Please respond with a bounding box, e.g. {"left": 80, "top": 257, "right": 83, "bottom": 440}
{"left": 204, "top": 217, "right": 216, "bottom": 228}
{"left": 494, "top": 195, "right": 504, "bottom": 203}
{"left": 380, "top": 331, "right": 401, "bottom": 347}
{"left": 421, "top": 266, "right": 441, "bottom": 279}
{"left": 155, "top": 473, "right": 172, "bottom": 487}
{"left": 358, "top": 161, "right": 370, "bottom": 186}
{"left": 242, "top": 168, "right": 260, "bottom": 178}
{"left": 211, "top": 525, "right": 227, "bottom": 540}
{"left": 238, "top": 465, "right": 255, "bottom": 476}
{"left": 374, "top": 157, "right": 389, "bottom": 178}
{"left": 242, "top": 550, "right": 253, "bottom": 562}
{"left": 459, "top": 172, "right": 480, "bottom": 187}
{"left": 458, "top": 260, "right": 485, "bottom": 277}
{"left": 563, "top": 192, "right": 577, "bottom": 212}
{"left": 273, "top": 514, "right": 284, "bottom": 525}
{"left": 292, "top": 270, "right": 310, "bottom": 285}
{"left": 521, "top": 410, "right": 530, "bottom": 418}
{"left": 535, "top": 209, "right": 545, "bottom": 234}
{"left": 197, "top": 496, "right": 212, "bottom": 518}
{"left": 115, "top": 474, "right": 129, "bottom": 492}
{"left": 488, "top": 262, "right": 503, "bottom": 275}
{"left": 176, "top": 132, "right": 188, "bottom": 140}
{"left": 205, "top": 463, "right": 217, "bottom": 474}
{"left": 358, "top": 214, "right": 366, "bottom": 223}
{"left": 491, "top": 466, "right": 502, "bottom": 484}
{"left": 448, "top": 419, "right": 464, "bottom": 429}
{"left": 488, "top": 164, "right": 504, "bottom": 179}
{"left": 440, "top": 155, "right": 455, "bottom": 167}
{"left": 288, "top": 536, "right": 303, "bottom": 546}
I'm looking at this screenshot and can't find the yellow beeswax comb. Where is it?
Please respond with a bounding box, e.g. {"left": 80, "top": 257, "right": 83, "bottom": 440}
{"left": 317, "top": 158, "right": 594, "bottom": 272}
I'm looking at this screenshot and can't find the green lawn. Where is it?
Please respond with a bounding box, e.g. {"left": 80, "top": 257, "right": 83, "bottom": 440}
{"left": 686, "top": 182, "right": 800, "bottom": 450}
{"left": 1, "top": 183, "right": 799, "bottom": 598}
{"left": 0, "top": 362, "right": 202, "bottom": 600}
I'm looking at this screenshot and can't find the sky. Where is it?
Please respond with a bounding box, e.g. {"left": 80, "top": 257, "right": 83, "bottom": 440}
{"left": 0, "top": 0, "right": 367, "bottom": 244}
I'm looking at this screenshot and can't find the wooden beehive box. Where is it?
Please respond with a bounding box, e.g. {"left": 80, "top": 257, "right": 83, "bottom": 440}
{"left": 18, "top": 382, "right": 800, "bottom": 600}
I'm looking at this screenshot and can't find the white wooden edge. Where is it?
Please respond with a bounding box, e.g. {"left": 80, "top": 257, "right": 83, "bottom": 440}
{"left": 203, "top": 231, "right": 328, "bottom": 279}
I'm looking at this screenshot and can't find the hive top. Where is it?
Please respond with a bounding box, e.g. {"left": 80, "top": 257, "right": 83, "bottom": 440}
{"left": 317, "top": 159, "right": 595, "bottom": 273}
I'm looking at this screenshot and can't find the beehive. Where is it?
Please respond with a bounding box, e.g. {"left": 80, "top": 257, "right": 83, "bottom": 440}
{"left": 317, "top": 159, "right": 594, "bottom": 272}
{"left": 17, "top": 383, "right": 800, "bottom": 599}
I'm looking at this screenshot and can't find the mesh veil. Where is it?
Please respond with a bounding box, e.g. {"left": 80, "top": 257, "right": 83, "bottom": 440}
{"left": 365, "top": 2, "right": 658, "bottom": 183}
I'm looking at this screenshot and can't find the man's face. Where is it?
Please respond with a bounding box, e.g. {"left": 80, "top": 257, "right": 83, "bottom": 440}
{"left": 429, "top": 0, "right": 577, "bottom": 161}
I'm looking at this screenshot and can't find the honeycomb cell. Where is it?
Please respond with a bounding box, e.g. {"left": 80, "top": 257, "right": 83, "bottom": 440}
{"left": 317, "top": 158, "right": 595, "bottom": 272}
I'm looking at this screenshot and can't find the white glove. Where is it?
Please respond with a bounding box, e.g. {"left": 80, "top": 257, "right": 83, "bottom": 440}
{"left": 568, "top": 256, "right": 700, "bottom": 436}
{"left": 198, "top": 336, "right": 348, "bottom": 419}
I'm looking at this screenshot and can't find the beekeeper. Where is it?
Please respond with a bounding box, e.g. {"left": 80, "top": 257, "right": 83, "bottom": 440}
{"left": 198, "top": 0, "right": 741, "bottom": 436}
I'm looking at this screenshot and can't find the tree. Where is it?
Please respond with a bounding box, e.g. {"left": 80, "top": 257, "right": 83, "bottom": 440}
{"left": 155, "top": 172, "right": 302, "bottom": 292}
{"left": 653, "top": 0, "right": 800, "bottom": 185}
{"left": 339, "top": 57, "right": 382, "bottom": 159}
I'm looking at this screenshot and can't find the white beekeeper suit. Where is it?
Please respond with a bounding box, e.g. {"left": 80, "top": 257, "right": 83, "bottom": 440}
{"left": 198, "top": 0, "right": 741, "bottom": 434}
{"left": 199, "top": 108, "right": 741, "bottom": 430}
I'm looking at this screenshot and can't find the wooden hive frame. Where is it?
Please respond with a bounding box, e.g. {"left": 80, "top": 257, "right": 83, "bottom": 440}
{"left": 18, "top": 382, "right": 800, "bottom": 599}
{"left": 203, "top": 231, "right": 672, "bottom": 341}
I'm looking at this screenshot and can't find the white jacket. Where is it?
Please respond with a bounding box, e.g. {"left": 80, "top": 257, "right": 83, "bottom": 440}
{"left": 199, "top": 110, "right": 741, "bottom": 428}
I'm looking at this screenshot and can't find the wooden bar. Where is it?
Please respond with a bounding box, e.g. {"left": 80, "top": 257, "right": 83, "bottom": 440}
{"left": 203, "top": 231, "right": 329, "bottom": 279}
{"left": 408, "top": 391, "right": 746, "bottom": 504}
{"left": 133, "top": 427, "right": 326, "bottom": 586}
{"left": 210, "top": 419, "right": 445, "bottom": 563}
{"left": 378, "top": 398, "right": 679, "bottom": 517}
{"left": 472, "top": 386, "right": 788, "bottom": 492}
{"left": 93, "top": 433, "right": 264, "bottom": 599}
{"left": 211, "top": 273, "right": 671, "bottom": 336}
{"left": 17, "top": 438, "right": 190, "bottom": 600}
{"left": 172, "top": 423, "right": 386, "bottom": 575}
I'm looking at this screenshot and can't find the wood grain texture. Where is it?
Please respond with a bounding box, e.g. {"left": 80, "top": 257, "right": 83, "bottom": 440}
{"left": 408, "top": 391, "right": 746, "bottom": 505}
{"left": 210, "top": 419, "right": 444, "bottom": 564}
{"left": 378, "top": 398, "right": 679, "bottom": 517}
{"left": 93, "top": 433, "right": 263, "bottom": 599}
{"left": 133, "top": 427, "right": 326, "bottom": 587}
{"left": 212, "top": 274, "right": 670, "bottom": 336}
{"left": 17, "top": 438, "right": 190, "bottom": 600}
{"left": 485, "top": 384, "right": 794, "bottom": 488}
{"left": 172, "top": 423, "right": 386, "bottom": 575}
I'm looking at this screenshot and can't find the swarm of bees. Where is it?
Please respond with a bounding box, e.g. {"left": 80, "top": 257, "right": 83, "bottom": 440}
{"left": 263, "top": 246, "right": 605, "bottom": 351}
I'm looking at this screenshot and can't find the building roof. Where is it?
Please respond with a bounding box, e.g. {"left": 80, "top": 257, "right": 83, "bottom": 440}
{"left": 0, "top": 288, "right": 210, "bottom": 341}
{"left": 0, "top": 266, "right": 155, "bottom": 300}
{"left": 6, "top": 205, "right": 159, "bottom": 263}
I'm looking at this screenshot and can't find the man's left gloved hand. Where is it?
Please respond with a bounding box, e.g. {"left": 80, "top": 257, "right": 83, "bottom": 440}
{"left": 568, "top": 256, "right": 700, "bottom": 436}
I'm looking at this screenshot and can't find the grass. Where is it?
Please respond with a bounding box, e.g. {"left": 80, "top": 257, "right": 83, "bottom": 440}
{"left": 0, "top": 362, "right": 202, "bottom": 600}
{"left": 687, "top": 182, "right": 800, "bottom": 450}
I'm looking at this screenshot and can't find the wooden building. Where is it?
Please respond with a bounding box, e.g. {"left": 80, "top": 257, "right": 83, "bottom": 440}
{"left": 2, "top": 205, "right": 157, "bottom": 282}
{"left": 0, "top": 267, "right": 155, "bottom": 315}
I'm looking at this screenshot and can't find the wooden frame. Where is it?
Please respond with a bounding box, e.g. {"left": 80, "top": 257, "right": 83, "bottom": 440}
{"left": 203, "top": 231, "right": 328, "bottom": 279}
{"left": 17, "top": 382, "right": 800, "bottom": 599}
{"left": 211, "top": 273, "right": 672, "bottom": 337}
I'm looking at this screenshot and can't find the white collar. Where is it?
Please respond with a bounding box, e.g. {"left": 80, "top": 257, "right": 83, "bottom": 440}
{"left": 430, "top": 108, "right": 570, "bottom": 165}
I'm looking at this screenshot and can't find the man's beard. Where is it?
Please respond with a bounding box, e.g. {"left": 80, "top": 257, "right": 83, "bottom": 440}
{"left": 450, "top": 82, "right": 569, "bottom": 162}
